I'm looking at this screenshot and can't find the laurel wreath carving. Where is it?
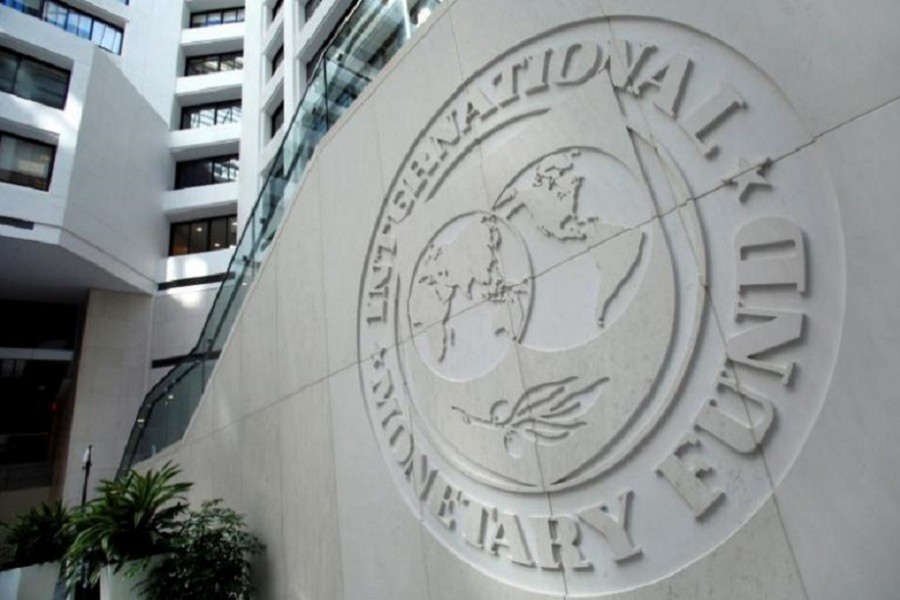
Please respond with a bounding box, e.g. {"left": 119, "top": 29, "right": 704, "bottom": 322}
{"left": 452, "top": 376, "right": 609, "bottom": 458}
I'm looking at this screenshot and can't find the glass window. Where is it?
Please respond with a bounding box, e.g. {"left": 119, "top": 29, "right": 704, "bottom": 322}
{"left": 10, "top": 53, "right": 69, "bottom": 109}
{"left": 221, "top": 9, "right": 238, "bottom": 24}
{"left": 305, "top": 44, "right": 326, "bottom": 82}
{"left": 271, "top": 46, "right": 284, "bottom": 74}
{"left": 188, "top": 221, "right": 208, "bottom": 254}
{"left": 0, "top": 49, "right": 18, "bottom": 94}
{"left": 91, "top": 21, "right": 123, "bottom": 54}
{"left": 185, "top": 52, "right": 243, "bottom": 77}
{"left": 209, "top": 217, "right": 228, "bottom": 250}
{"left": 189, "top": 7, "right": 245, "bottom": 28}
{"left": 42, "top": 2, "right": 68, "bottom": 28}
{"left": 270, "top": 102, "right": 284, "bottom": 136}
{"left": 169, "top": 223, "right": 190, "bottom": 256}
{"left": 211, "top": 156, "right": 239, "bottom": 184}
{"left": 180, "top": 100, "right": 241, "bottom": 129}
{"left": 169, "top": 215, "right": 238, "bottom": 256}
{"left": 195, "top": 106, "right": 215, "bottom": 128}
{"left": 222, "top": 52, "right": 242, "bottom": 70}
{"left": 217, "top": 101, "right": 241, "bottom": 124}
{"left": 227, "top": 216, "right": 238, "bottom": 246}
{"left": 3, "top": 0, "right": 43, "bottom": 17}
{"left": 174, "top": 159, "right": 210, "bottom": 189}
{"left": 0, "top": 132, "right": 55, "bottom": 191}
{"left": 175, "top": 155, "right": 239, "bottom": 189}
{"left": 67, "top": 12, "right": 93, "bottom": 39}
{"left": 26, "top": 1, "right": 125, "bottom": 55}
{"left": 305, "top": 0, "right": 322, "bottom": 21}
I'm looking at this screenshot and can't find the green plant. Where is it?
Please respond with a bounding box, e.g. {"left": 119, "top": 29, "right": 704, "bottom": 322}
{"left": 141, "top": 500, "right": 264, "bottom": 600}
{"left": 65, "top": 461, "right": 191, "bottom": 586}
{"left": 0, "top": 501, "right": 73, "bottom": 569}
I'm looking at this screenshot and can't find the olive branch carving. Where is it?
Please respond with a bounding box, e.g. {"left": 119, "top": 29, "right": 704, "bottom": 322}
{"left": 451, "top": 376, "right": 609, "bottom": 458}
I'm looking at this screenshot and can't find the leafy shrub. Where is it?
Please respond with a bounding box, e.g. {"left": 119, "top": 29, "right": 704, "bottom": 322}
{"left": 141, "top": 500, "right": 264, "bottom": 600}
{"left": 65, "top": 461, "right": 191, "bottom": 586}
{"left": 0, "top": 501, "right": 72, "bottom": 568}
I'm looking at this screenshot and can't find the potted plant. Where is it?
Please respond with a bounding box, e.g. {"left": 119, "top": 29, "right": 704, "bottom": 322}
{"left": 140, "top": 500, "right": 264, "bottom": 600}
{"left": 65, "top": 462, "right": 191, "bottom": 599}
{"left": 0, "top": 501, "right": 72, "bottom": 600}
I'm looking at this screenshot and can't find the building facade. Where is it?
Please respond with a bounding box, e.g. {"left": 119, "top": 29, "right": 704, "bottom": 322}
{"left": 3, "top": 1, "right": 900, "bottom": 599}
{"left": 0, "top": 0, "right": 360, "bottom": 513}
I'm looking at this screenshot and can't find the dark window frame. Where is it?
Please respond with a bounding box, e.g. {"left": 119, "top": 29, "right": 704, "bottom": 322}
{"left": 2, "top": 0, "right": 124, "bottom": 54}
{"left": 174, "top": 154, "right": 240, "bottom": 189}
{"left": 304, "top": 43, "right": 326, "bottom": 82}
{"left": 271, "top": 0, "right": 284, "bottom": 21}
{"left": 271, "top": 45, "right": 284, "bottom": 75}
{"left": 169, "top": 214, "right": 238, "bottom": 256}
{"left": 270, "top": 101, "right": 284, "bottom": 137}
{"left": 304, "top": 0, "right": 322, "bottom": 21}
{"left": 189, "top": 6, "right": 245, "bottom": 28}
{"left": 184, "top": 51, "right": 244, "bottom": 77}
{"left": 180, "top": 99, "right": 242, "bottom": 130}
{"left": 0, "top": 130, "right": 56, "bottom": 192}
{"left": 0, "top": 45, "right": 70, "bottom": 109}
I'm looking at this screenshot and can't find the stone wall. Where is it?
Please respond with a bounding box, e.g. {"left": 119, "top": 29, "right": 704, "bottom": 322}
{"left": 140, "top": 1, "right": 900, "bottom": 598}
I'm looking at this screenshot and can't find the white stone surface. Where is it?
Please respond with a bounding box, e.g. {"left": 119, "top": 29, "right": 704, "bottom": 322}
{"left": 596, "top": 0, "right": 900, "bottom": 138}
{"left": 64, "top": 290, "right": 153, "bottom": 504}
{"left": 275, "top": 166, "right": 329, "bottom": 400}
{"left": 279, "top": 381, "right": 344, "bottom": 600}
{"left": 328, "top": 366, "right": 430, "bottom": 600}
{"left": 318, "top": 99, "right": 388, "bottom": 372}
{"left": 771, "top": 97, "right": 900, "bottom": 600}
{"left": 240, "top": 259, "right": 279, "bottom": 415}
{"left": 134, "top": 1, "right": 900, "bottom": 598}
{"left": 240, "top": 403, "right": 286, "bottom": 599}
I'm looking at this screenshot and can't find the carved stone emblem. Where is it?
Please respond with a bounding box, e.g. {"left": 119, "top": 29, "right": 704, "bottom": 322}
{"left": 358, "top": 18, "right": 844, "bottom": 594}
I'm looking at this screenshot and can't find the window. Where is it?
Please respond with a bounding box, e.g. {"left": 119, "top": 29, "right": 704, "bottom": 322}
{"left": 271, "top": 46, "right": 284, "bottom": 74}
{"left": 1, "top": 0, "right": 42, "bottom": 17}
{"left": 189, "top": 7, "right": 245, "bottom": 28}
{"left": 184, "top": 52, "right": 243, "bottom": 76}
{"left": 175, "top": 155, "right": 239, "bottom": 189}
{"left": 0, "top": 132, "right": 55, "bottom": 191}
{"left": 305, "top": 44, "right": 325, "bottom": 81}
{"left": 169, "top": 215, "right": 238, "bottom": 256}
{"left": 2, "top": 1, "right": 125, "bottom": 54}
{"left": 180, "top": 100, "right": 242, "bottom": 130}
{"left": 271, "top": 0, "right": 283, "bottom": 21}
{"left": 0, "top": 46, "right": 70, "bottom": 109}
{"left": 270, "top": 102, "right": 284, "bottom": 136}
{"left": 304, "top": 0, "right": 322, "bottom": 21}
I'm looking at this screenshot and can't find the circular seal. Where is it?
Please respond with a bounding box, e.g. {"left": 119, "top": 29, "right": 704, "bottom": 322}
{"left": 357, "top": 17, "right": 844, "bottom": 595}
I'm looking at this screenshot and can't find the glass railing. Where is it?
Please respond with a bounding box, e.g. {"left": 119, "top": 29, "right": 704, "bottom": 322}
{"left": 118, "top": 0, "right": 444, "bottom": 473}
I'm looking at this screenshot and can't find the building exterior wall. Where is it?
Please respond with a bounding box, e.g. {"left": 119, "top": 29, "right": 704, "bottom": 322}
{"left": 140, "top": 1, "right": 900, "bottom": 599}
{"left": 64, "top": 51, "right": 170, "bottom": 293}
{"left": 64, "top": 289, "right": 153, "bottom": 505}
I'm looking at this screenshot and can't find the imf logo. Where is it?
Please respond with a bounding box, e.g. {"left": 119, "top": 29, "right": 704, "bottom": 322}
{"left": 357, "top": 17, "right": 844, "bottom": 595}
